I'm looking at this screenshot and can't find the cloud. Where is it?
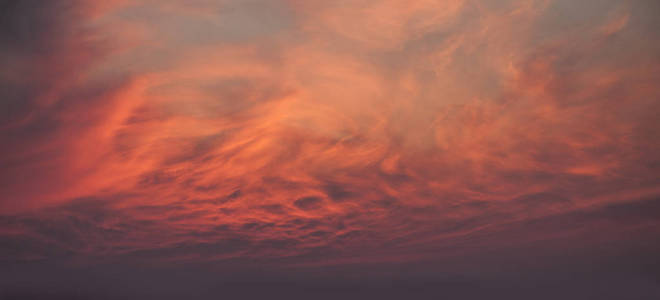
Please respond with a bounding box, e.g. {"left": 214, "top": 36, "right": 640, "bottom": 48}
{"left": 293, "top": 196, "right": 324, "bottom": 210}
{"left": 1, "top": 2, "right": 659, "bottom": 298}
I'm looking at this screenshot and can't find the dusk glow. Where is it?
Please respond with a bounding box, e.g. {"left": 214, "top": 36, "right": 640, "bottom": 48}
{"left": 1, "top": 1, "right": 659, "bottom": 299}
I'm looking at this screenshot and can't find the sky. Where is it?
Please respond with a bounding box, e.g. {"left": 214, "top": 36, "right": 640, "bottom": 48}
{"left": 1, "top": 0, "right": 659, "bottom": 299}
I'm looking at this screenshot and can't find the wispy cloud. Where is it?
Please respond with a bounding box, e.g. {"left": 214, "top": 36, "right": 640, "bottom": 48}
{"left": 1, "top": 0, "right": 659, "bottom": 280}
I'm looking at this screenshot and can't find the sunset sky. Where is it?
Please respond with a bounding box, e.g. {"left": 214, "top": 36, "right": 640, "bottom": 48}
{"left": 1, "top": 0, "right": 659, "bottom": 299}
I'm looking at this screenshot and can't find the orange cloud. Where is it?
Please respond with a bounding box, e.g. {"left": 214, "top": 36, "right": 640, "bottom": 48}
{"left": 1, "top": 0, "right": 659, "bottom": 273}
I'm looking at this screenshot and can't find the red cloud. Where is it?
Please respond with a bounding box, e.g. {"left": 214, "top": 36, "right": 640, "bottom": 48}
{"left": 1, "top": 0, "right": 659, "bottom": 272}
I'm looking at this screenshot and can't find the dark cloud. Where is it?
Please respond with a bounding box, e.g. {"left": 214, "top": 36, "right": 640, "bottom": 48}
{"left": 522, "top": 196, "right": 660, "bottom": 230}
{"left": 322, "top": 182, "right": 355, "bottom": 202}
{"left": 0, "top": 0, "right": 100, "bottom": 127}
{"left": 258, "top": 203, "right": 288, "bottom": 214}
{"left": 293, "top": 196, "right": 324, "bottom": 210}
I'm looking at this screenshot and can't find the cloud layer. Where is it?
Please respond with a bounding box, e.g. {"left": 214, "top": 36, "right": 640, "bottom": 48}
{"left": 1, "top": 0, "right": 660, "bottom": 298}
